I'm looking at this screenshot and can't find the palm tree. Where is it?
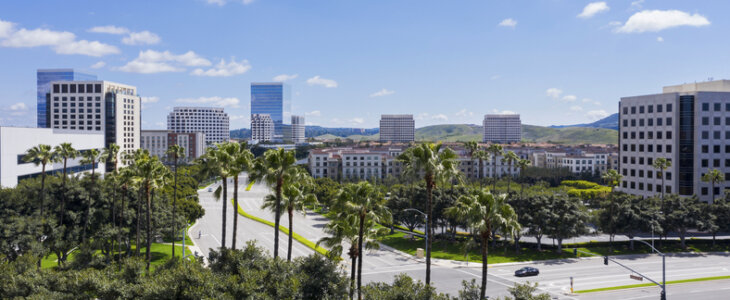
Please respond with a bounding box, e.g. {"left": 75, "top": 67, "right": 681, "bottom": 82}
{"left": 702, "top": 169, "right": 725, "bottom": 201}
{"left": 333, "top": 182, "right": 391, "bottom": 300}
{"left": 501, "top": 151, "right": 519, "bottom": 194}
{"left": 447, "top": 189, "right": 520, "bottom": 300}
{"left": 517, "top": 159, "right": 530, "bottom": 197}
{"left": 101, "top": 143, "right": 121, "bottom": 172}
{"left": 474, "top": 150, "right": 489, "bottom": 183}
{"left": 203, "top": 145, "right": 233, "bottom": 249}
{"left": 249, "top": 148, "right": 298, "bottom": 259}
{"left": 23, "top": 144, "right": 57, "bottom": 218}
{"left": 602, "top": 169, "right": 623, "bottom": 193}
{"left": 132, "top": 153, "right": 169, "bottom": 271}
{"left": 397, "top": 142, "right": 459, "bottom": 287}
{"left": 225, "top": 142, "right": 253, "bottom": 250}
{"left": 653, "top": 158, "right": 671, "bottom": 202}
{"left": 53, "top": 143, "right": 78, "bottom": 225}
{"left": 486, "top": 144, "right": 503, "bottom": 190}
{"left": 80, "top": 148, "right": 101, "bottom": 244}
{"left": 117, "top": 167, "right": 134, "bottom": 261}
{"left": 166, "top": 144, "right": 185, "bottom": 257}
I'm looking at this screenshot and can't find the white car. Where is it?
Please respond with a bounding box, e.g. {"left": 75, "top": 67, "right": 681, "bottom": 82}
{"left": 208, "top": 188, "right": 213, "bottom": 192}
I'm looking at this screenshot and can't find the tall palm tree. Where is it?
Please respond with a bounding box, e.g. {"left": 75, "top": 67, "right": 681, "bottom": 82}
{"left": 501, "top": 151, "right": 519, "bottom": 194}
{"left": 80, "top": 148, "right": 101, "bottom": 244}
{"left": 517, "top": 159, "right": 530, "bottom": 197}
{"left": 447, "top": 189, "right": 520, "bottom": 300}
{"left": 23, "top": 144, "right": 57, "bottom": 218}
{"left": 225, "top": 142, "right": 253, "bottom": 250}
{"left": 117, "top": 167, "right": 134, "bottom": 262}
{"left": 132, "top": 153, "right": 169, "bottom": 271}
{"left": 398, "top": 142, "right": 460, "bottom": 287}
{"left": 263, "top": 168, "right": 318, "bottom": 261}
{"left": 702, "top": 169, "right": 725, "bottom": 201}
{"left": 474, "top": 149, "right": 489, "bottom": 182}
{"left": 101, "top": 143, "right": 121, "bottom": 172}
{"left": 204, "top": 145, "right": 234, "bottom": 249}
{"left": 53, "top": 143, "right": 78, "bottom": 225}
{"left": 653, "top": 158, "right": 671, "bottom": 202}
{"left": 249, "top": 148, "right": 298, "bottom": 259}
{"left": 166, "top": 144, "right": 185, "bottom": 257}
{"left": 486, "top": 144, "right": 503, "bottom": 190}
{"left": 333, "top": 182, "right": 391, "bottom": 300}
{"left": 602, "top": 169, "right": 623, "bottom": 193}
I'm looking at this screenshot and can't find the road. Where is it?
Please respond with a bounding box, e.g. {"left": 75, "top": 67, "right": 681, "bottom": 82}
{"left": 191, "top": 175, "right": 730, "bottom": 299}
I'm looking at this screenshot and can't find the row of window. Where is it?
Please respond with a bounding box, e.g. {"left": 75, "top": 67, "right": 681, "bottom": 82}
{"left": 623, "top": 103, "right": 672, "bottom": 115}
{"left": 53, "top": 83, "right": 102, "bottom": 94}
{"left": 622, "top": 117, "right": 672, "bottom": 127}
{"left": 701, "top": 102, "right": 730, "bottom": 112}
{"left": 622, "top": 143, "right": 673, "bottom": 153}
{"left": 623, "top": 167, "right": 670, "bottom": 179}
{"left": 622, "top": 180, "right": 671, "bottom": 193}
{"left": 622, "top": 156, "right": 663, "bottom": 166}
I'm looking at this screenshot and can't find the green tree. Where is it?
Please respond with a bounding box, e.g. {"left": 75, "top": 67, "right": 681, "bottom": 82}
{"left": 53, "top": 143, "right": 79, "bottom": 225}
{"left": 398, "top": 142, "right": 460, "bottom": 286}
{"left": 502, "top": 151, "right": 519, "bottom": 194}
{"left": 166, "top": 144, "right": 185, "bottom": 257}
{"left": 517, "top": 159, "right": 530, "bottom": 197}
{"left": 80, "top": 148, "right": 101, "bottom": 244}
{"left": 653, "top": 158, "right": 672, "bottom": 216}
{"left": 101, "top": 142, "right": 120, "bottom": 172}
{"left": 225, "top": 142, "right": 253, "bottom": 250}
{"left": 702, "top": 169, "right": 725, "bottom": 201}
{"left": 200, "top": 145, "right": 233, "bottom": 249}
{"left": 132, "top": 153, "right": 170, "bottom": 270}
{"left": 447, "top": 188, "right": 520, "bottom": 300}
{"left": 361, "top": 274, "right": 451, "bottom": 300}
{"left": 22, "top": 144, "right": 57, "bottom": 219}
{"left": 664, "top": 195, "right": 703, "bottom": 250}
{"left": 601, "top": 169, "right": 622, "bottom": 193}
{"left": 546, "top": 196, "right": 588, "bottom": 252}
{"left": 500, "top": 282, "right": 551, "bottom": 300}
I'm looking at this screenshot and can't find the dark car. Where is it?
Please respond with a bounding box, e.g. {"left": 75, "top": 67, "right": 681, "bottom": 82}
{"left": 514, "top": 267, "right": 539, "bottom": 277}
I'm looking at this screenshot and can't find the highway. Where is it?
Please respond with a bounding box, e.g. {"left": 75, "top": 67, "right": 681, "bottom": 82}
{"left": 190, "top": 175, "right": 730, "bottom": 299}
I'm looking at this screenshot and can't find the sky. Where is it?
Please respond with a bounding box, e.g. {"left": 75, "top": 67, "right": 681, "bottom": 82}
{"left": 0, "top": 0, "right": 727, "bottom": 129}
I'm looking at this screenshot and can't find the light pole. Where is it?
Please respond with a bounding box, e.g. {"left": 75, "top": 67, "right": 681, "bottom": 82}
{"left": 403, "top": 208, "right": 428, "bottom": 252}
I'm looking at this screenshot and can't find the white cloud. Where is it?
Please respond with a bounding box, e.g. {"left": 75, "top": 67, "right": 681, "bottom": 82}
{"left": 191, "top": 58, "right": 251, "bottom": 77}
{"left": 54, "top": 40, "right": 119, "bottom": 56}
{"left": 0, "top": 19, "right": 15, "bottom": 38}
{"left": 546, "top": 88, "right": 563, "bottom": 99}
{"left": 0, "top": 22, "right": 119, "bottom": 57}
{"left": 582, "top": 98, "right": 601, "bottom": 105}
{"left": 9, "top": 102, "right": 27, "bottom": 111}
{"left": 616, "top": 10, "right": 710, "bottom": 33}
{"left": 455, "top": 109, "right": 474, "bottom": 117}
{"left": 117, "top": 50, "right": 211, "bottom": 74}
{"left": 498, "top": 18, "right": 517, "bottom": 28}
{"left": 273, "top": 74, "right": 298, "bottom": 82}
{"left": 305, "top": 110, "right": 321, "bottom": 117}
{"left": 350, "top": 118, "right": 364, "bottom": 125}
{"left": 88, "top": 25, "right": 129, "bottom": 35}
{"left": 141, "top": 96, "right": 159, "bottom": 104}
{"left": 122, "top": 30, "right": 160, "bottom": 45}
{"left": 432, "top": 114, "right": 448, "bottom": 122}
{"left": 562, "top": 95, "right": 577, "bottom": 102}
{"left": 631, "top": 0, "right": 645, "bottom": 10}
{"left": 577, "top": 2, "right": 609, "bottom": 19}
{"left": 587, "top": 110, "right": 610, "bottom": 120}
{"left": 490, "top": 109, "right": 517, "bottom": 115}
{"left": 570, "top": 105, "right": 583, "bottom": 111}
{"left": 307, "top": 75, "right": 338, "bottom": 88}
{"left": 90, "top": 61, "right": 106, "bottom": 69}
{"left": 206, "top": 0, "right": 254, "bottom": 6}
{"left": 370, "top": 88, "right": 395, "bottom": 98}
{"left": 657, "top": 36, "right": 664, "bottom": 42}
{"left": 176, "top": 96, "right": 240, "bottom": 108}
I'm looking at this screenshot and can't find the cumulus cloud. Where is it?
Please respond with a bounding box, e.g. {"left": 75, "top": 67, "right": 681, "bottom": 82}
{"left": 117, "top": 50, "right": 211, "bottom": 74}
{"left": 0, "top": 19, "right": 14, "bottom": 38}
{"left": 587, "top": 110, "right": 609, "bottom": 120}
{"left": 9, "top": 102, "right": 27, "bottom": 111}
{"left": 490, "top": 109, "right": 517, "bottom": 115}
{"left": 657, "top": 36, "right": 664, "bottom": 42}
{"left": 176, "top": 96, "right": 240, "bottom": 108}
{"left": 122, "top": 30, "right": 160, "bottom": 45}
{"left": 88, "top": 25, "right": 129, "bottom": 35}
{"left": 0, "top": 20, "right": 119, "bottom": 57}
{"left": 90, "top": 61, "right": 106, "bottom": 69}
{"left": 432, "top": 114, "right": 448, "bottom": 121}
{"left": 498, "top": 18, "right": 517, "bottom": 28}
{"left": 370, "top": 88, "right": 395, "bottom": 98}
{"left": 455, "top": 109, "right": 474, "bottom": 117}
{"left": 570, "top": 105, "right": 583, "bottom": 111}
{"left": 562, "top": 95, "right": 577, "bottom": 102}
{"left": 141, "top": 96, "right": 159, "bottom": 103}
{"left": 307, "top": 75, "right": 338, "bottom": 88}
{"left": 273, "top": 74, "right": 298, "bottom": 82}
{"left": 616, "top": 10, "right": 710, "bottom": 33}
{"left": 206, "top": 0, "right": 254, "bottom": 6}
{"left": 305, "top": 110, "right": 321, "bottom": 117}
{"left": 54, "top": 40, "right": 119, "bottom": 56}
{"left": 546, "top": 88, "right": 563, "bottom": 99}
{"left": 631, "top": 0, "right": 645, "bottom": 10}
{"left": 190, "top": 58, "right": 251, "bottom": 77}
{"left": 577, "top": 2, "right": 609, "bottom": 19}
{"left": 582, "top": 98, "right": 601, "bottom": 105}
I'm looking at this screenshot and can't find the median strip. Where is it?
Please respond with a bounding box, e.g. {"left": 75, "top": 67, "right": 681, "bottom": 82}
{"left": 575, "top": 275, "right": 730, "bottom": 293}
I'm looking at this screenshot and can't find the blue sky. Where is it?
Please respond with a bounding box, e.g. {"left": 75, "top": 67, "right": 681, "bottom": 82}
{"left": 0, "top": 0, "right": 726, "bottom": 129}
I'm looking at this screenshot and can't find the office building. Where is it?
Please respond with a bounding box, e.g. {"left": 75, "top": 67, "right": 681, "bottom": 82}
{"left": 379, "top": 114, "right": 415, "bottom": 143}
{"left": 141, "top": 130, "right": 205, "bottom": 161}
{"left": 251, "top": 113, "right": 274, "bottom": 142}
{"left": 37, "top": 69, "right": 96, "bottom": 128}
{"left": 167, "top": 107, "right": 230, "bottom": 146}
{"left": 619, "top": 80, "right": 730, "bottom": 202}
{"left": 47, "top": 80, "right": 140, "bottom": 168}
{"left": 292, "top": 115, "right": 305, "bottom": 144}
{"left": 251, "top": 82, "right": 291, "bottom": 140}
{"left": 0, "top": 127, "right": 105, "bottom": 187}
{"left": 483, "top": 114, "right": 521, "bottom": 143}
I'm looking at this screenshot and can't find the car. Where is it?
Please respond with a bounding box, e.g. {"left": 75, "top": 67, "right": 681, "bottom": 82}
{"left": 208, "top": 188, "right": 213, "bottom": 192}
{"left": 514, "top": 267, "right": 539, "bottom": 277}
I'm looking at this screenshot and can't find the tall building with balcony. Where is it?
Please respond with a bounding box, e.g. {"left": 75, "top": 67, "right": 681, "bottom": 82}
{"left": 483, "top": 114, "right": 521, "bottom": 143}
{"left": 37, "top": 69, "right": 96, "bottom": 128}
{"left": 619, "top": 80, "right": 730, "bottom": 202}
{"left": 291, "top": 115, "right": 305, "bottom": 144}
{"left": 251, "top": 82, "right": 291, "bottom": 140}
{"left": 251, "top": 113, "right": 274, "bottom": 142}
{"left": 167, "top": 107, "right": 230, "bottom": 146}
{"left": 379, "top": 114, "right": 414, "bottom": 143}
{"left": 141, "top": 130, "right": 205, "bottom": 161}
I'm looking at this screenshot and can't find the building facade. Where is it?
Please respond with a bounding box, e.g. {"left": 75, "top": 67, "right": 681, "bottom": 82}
{"left": 379, "top": 114, "right": 415, "bottom": 143}
{"left": 251, "top": 82, "right": 291, "bottom": 140}
{"left": 167, "top": 107, "right": 230, "bottom": 146}
{"left": 37, "top": 69, "right": 96, "bottom": 128}
{"left": 619, "top": 80, "right": 730, "bottom": 202}
{"left": 0, "top": 127, "right": 105, "bottom": 187}
{"left": 47, "top": 80, "right": 140, "bottom": 167}
{"left": 251, "top": 113, "right": 274, "bottom": 142}
{"left": 483, "top": 114, "right": 521, "bottom": 143}
{"left": 291, "top": 115, "right": 305, "bottom": 144}
{"left": 140, "top": 130, "right": 205, "bottom": 161}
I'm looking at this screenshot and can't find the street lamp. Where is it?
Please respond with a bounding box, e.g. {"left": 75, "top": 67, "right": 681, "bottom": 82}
{"left": 605, "top": 239, "right": 666, "bottom": 300}
{"left": 403, "top": 208, "right": 428, "bottom": 252}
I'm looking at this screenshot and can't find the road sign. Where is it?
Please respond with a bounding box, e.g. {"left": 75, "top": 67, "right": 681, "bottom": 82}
{"left": 630, "top": 274, "right": 643, "bottom": 281}
{"left": 570, "top": 276, "right": 574, "bottom": 293}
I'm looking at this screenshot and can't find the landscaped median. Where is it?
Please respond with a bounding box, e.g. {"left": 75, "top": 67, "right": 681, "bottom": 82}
{"left": 574, "top": 275, "right": 730, "bottom": 294}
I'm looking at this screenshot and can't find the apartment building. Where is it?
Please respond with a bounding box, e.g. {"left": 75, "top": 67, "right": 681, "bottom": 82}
{"left": 167, "top": 107, "right": 229, "bottom": 146}
{"left": 251, "top": 113, "right": 275, "bottom": 142}
{"left": 619, "top": 80, "right": 730, "bottom": 202}
{"left": 140, "top": 130, "right": 205, "bottom": 161}
{"left": 380, "top": 115, "right": 415, "bottom": 143}
{"left": 483, "top": 114, "right": 521, "bottom": 143}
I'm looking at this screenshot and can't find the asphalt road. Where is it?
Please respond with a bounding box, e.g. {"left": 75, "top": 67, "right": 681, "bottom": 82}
{"left": 190, "top": 175, "right": 730, "bottom": 299}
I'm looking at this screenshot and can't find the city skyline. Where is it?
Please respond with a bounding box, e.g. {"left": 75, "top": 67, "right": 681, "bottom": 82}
{"left": 0, "top": 1, "right": 727, "bottom": 130}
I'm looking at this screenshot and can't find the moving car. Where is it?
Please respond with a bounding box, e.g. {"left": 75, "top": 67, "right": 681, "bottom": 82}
{"left": 514, "top": 267, "right": 539, "bottom": 277}
{"left": 208, "top": 188, "right": 213, "bottom": 192}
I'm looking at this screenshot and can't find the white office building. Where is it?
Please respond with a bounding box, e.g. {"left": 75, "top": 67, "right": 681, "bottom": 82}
{"left": 251, "top": 114, "right": 275, "bottom": 142}
{"left": 167, "top": 107, "right": 230, "bottom": 146}
{"left": 0, "top": 127, "right": 105, "bottom": 187}
{"left": 379, "top": 114, "right": 415, "bottom": 143}
{"left": 483, "top": 114, "right": 521, "bottom": 143}
{"left": 140, "top": 130, "right": 205, "bottom": 161}
{"left": 292, "top": 115, "right": 305, "bottom": 144}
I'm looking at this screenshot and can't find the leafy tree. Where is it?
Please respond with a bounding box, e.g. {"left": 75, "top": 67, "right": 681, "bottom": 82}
{"left": 522, "top": 196, "right": 552, "bottom": 251}
{"left": 499, "top": 282, "right": 551, "bottom": 300}
{"left": 101, "top": 142, "right": 121, "bottom": 172}
{"left": 546, "top": 196, "right": 588, "bottom": 252}
{"left": 664, "top": 195, "right": 703, "bottom": 250}
{"left": 22, "top": 144, "right": 57, "bottom": 219}
{"left": 80, "top": 148, "right": 101, "bottom": 244}
{"left": 53, "top": 143, "right": 78, "bottom": 224}
{"left": 702, "top": 169, "right": 725, "bottom": 201}
{"left": 517, "top": 159, "right": 530, "bottom": 197}
{"left": 198, "top": 146, "right": 232, "bottom": 249}
{"left": 502, "top": 151, "right": 519, "bottom": 194}
{"left": 615, "top": 194, "right": 660, "bottom": 250}
{"left": 295, "top": 253, "right": 349, "bottom": 299}
{"left": 131, "top": 152, "right": 170, "bottom": 270}
{"left": 601, "top": 169, "right": 622, "bottom": 193}
{"left": 361, "top": 274, "right": 452, "bottom": 300}
{"left": 487, "top": 144, "right": 504, "bottom": 189}
{"left": 166, "top": 144, "right": 185, "bottom": 257}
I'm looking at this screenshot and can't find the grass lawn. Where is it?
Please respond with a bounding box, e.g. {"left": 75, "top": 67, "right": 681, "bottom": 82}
{"left": 41, "top": 243, "right": 186, "bottom": 270}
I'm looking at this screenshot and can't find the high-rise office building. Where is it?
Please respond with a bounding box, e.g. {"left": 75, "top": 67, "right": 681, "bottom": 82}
{"left": 251, "top": 82, "right": 291, "bottom": 140}
{"left": 619, "top": 80, "right": 730, "bottom": 203}
{"left": 292, "top": 115, "right": 305, "bottom": 144}
{"left": 483, "top": 114, "right": 521, "bottom": 143}
{"left": 37, "top": 69, "right": 96, "bottom": 128}
{"left": 379, "top": 114, "right": 415, "bottom": 143}
{"left": 251, "top": 113, "right": 274, "bottom": 142}
{"left": 47, "top": 80, "right": 140, "bottom": 168}
{"left": 141, "top": 130, "right": 205, "bottom": 161}
{"left": 167, "top": 107, "right": 230, "bottom": 146}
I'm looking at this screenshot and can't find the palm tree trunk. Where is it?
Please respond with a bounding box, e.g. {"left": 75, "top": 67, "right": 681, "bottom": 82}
{"left": 480, "top": 231, "right": 489, "bottom": 300}
{"left": 146, "top": 186, "right": 152, "bottom": 271}
{"left": 82, "top": 164, "right": 95, "bottom": 244}
{"left": 492, "top": 157, "right": 498, "bottom": 191}
{"left": 425, "top": 179, "right": 433, "bottom": 286}
{"left": 287, "top": 207, "right": 294, "bottom": 261}
{"left": 40, "top": 163, "right": 46, "bottom": 218}
{"left": 232, "top": 175, "right": 238, "bottom": 250}
{"left": 119, "top": 186, "right": 126, "bottom": 263}
{"left": 172, "top": 162, "right": 178, "bottom": 257}
{"left": 350, "top": 251, "right": 357, "bottom": 300}
{"left": 136, "top": 188, "right": 142, "bottom": 257}
{"left": 60, "top": 158, "right": 68, "bottom": 225}
{"left": 221, "top": 177, "right": 228, "bottom": 249}
{"left": 274, "top": 178, "right": 283, "bottom": 259}
{"left": 357, "top": 214, "right": 365, "bottom": 300}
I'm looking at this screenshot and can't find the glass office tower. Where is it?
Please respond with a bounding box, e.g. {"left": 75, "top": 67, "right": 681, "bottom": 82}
{"left": 250, "top": 82, "right": 291, "bottom": 140}
{"left": 37, "top": 69, "right": 96, "bottom": 128}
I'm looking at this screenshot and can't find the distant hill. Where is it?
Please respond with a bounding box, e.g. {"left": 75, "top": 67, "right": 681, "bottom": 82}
{"left": 550, "top": 113, "right": 618, "bottom": 130}
{"left": 230, "top": 128, "right": 251, "bottom": 139}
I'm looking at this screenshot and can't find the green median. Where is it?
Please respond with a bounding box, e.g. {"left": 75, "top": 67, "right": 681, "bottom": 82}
{"left": 575, "top": 275, "right": 730, "bottom": 293}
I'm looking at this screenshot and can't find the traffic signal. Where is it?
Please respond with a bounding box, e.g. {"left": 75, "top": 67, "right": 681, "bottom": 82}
{"left": 603, "top": 256, "right": 608, "bottom": 265}
{"left": 573, "top": 248, "right": 577, "bottom": 255}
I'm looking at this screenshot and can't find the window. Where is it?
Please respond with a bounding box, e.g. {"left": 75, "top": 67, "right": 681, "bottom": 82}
{"left": 640, "top": 119, "right": 645, "bottom": 126}
{"left": 648, "top": 131, "right": 654, "bottom": 139}
{"left": 623, "top": 107, "right": 629, "bottom": 115}
{"left": 640, "top": 106, "right": 645, "bottom": 113}
{"left": 702, "top": 117, "right": 709, "bottom": 126}
{"left": 61, "top": 84, "right": 68, "bottom": 93}
{"left": 657, "top": 105, "right": 663, "bottom": 113}
{"left": 623, "top": 132, "right": 628, "bottom": 139}
{"left": 648, "top": 170, "right": 653, "bottom": 178}
{"left": 631, "top": 107, "right": 636, "bottom": 114}
{"left": 715, "top": 117, "right": 722, "bottom": 126}
{"left": 702, "top": 145, "right": 709, "bottom": 153}
{"left": 657, "top": 145, "right": 663, "bottom": 152}
{"left": 657, "top": 131, "right": 663, "bottom": 139}
{"left": 666, "top": 104, "right": 672, "bottom": 112}
{"left": 648, "top": 157, "right": 653, "bottom": 165}
{"left": 648, "top": 118, "right": 654, "bottom": 126}
{"left": 53, "top": 84, "right": 60, "bottom": 93}
{"left": 640, "top": 132, "right": 645, "bottom": 139}
{"left": 667, "top": 131, "right": 672, "bottom": 139}
{"left": 715, "top": 103, "right": 721, "bottom": 111}
{"left": 702, "top": 159, "right": 709, "bottom": 167}
{"left": 714, "top": 131, "right": 721, "bottom": 139}
{"left": 631, "top": 132, "right": 636, "bottom": 139}
{"left": 666, "top": 145, "right": 672, "bottom": 153}
{"left": 716, "top": 145, "right": 722, "bottom": 153}
{"left": 714, "top": 159, "right": 720, "bottom": 167}
{"left": 702, "top": 187, "right": 708, "bottom": 195}
{"left": 702, "top": 103, "right": 709, "bottom": 111}
{"left": 631, "top": 119, "right": 636, "bottom": 127}
{"left": 702, "top": 131, "right": 709, "bottom": 139}
{"left": 94, "top": 84, "right": 101, "bottom": 93}
{"left": 657, "top": 118, "right": 663, "bottom": 126}
{"left": 623, "top": 120, "right": 628, "bottom": 127}
{"left": 648, "top": 105, "right": 653, "bottom": 113}
{"left": 648, "top": 144, "right": 653, "bottom": 152}
{"left": 666, "top": 118, "right": 672, "bottom": 126}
